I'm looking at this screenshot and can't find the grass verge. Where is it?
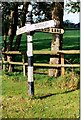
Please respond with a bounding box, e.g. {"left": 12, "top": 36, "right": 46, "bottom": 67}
{"left": 1, "top": 71, "right": 80, "bottom": 118}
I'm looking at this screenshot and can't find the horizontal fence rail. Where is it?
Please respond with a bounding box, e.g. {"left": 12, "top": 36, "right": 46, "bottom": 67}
{"left": 1, "top": 61, "right": 80, "bottom": 68}
{"left": 1, "top": 50, "right": 80, "bottom": 76}
{"left": 2, "top": 51, "right": 26, "bottom": 55}
{"left": 2, "top": 50, "right": 80, "bottom": 55}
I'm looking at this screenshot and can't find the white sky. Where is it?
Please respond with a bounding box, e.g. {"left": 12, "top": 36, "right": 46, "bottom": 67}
{"left": 63, "top": 0, "right": 80, "bottom": 23}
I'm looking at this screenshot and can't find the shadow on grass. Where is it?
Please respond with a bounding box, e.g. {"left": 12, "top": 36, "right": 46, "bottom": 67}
{"left": 34, "top": 89, "right": 79, "bottom": 100}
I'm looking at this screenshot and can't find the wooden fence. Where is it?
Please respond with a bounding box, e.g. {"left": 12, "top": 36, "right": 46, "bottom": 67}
{"left": 0, "top": 50, "right": 80, "bottom": 76}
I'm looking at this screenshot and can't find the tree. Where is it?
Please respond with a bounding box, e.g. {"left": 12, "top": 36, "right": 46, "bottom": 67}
{"left": 2, "top": 2, "right": 10, "bottom": 51}
{"left": 5, "top": 2, "right": 18, "bottom": 72}
{"left": 14, "top": 2, "right": 29, "bottom": 51}
{"left": 2, "top": 2, "right": 29, "bottom": 71}
{"left": 66, "top": 1, "right": 80, "bottom": 13}
{"left": 2, "top": 2, "right": 64, "bottom": 73}
{"left": 49, "top": 2, "right": 64, "bottom": 77}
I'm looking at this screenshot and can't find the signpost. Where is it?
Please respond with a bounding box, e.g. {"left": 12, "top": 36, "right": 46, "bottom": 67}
{"left": 38, "top": 28, "right": 64, "bottom": 34}
{"left": 16, "top": 20, "right": 57, "bottom": 36}
{"left": 16, "top": 5, "right": 57, "bottom": 96}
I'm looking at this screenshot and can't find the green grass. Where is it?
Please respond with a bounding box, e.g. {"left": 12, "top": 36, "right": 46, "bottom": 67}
{"left": 0, "top": 30, "right": 80, "bottom": 64}
{"left": 33, "top": 30, "right": 80, "bottom": 65}
{"left": 63, "top": 30, "right": 80, "bottom": 50}
{"left": 0, "top": 30, "right": 80, "bottom": 51}
{"left": 1, "top": 29, "right": 80, "bottom": 118}
{"left": 63, "top": 30, "right": 80, "bottom": 65}
{"left": 1, "top": 72, "right": 80, "bottom": 118}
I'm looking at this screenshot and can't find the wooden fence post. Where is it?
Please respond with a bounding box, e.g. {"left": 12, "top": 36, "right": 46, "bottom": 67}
{"left": 2, "top": 55, "right": 6, "bottom": 71}
{"left": 22, "top": 54, "right": 26, "bottom": 76}
{"left": 49, "top": 34, "right": 60, "bottom": 77}
{"left": 61, "top": 53, "right": 65, "bottom": 75}
{"left": 7, "top": 55, "right": 12, "bottom": 72}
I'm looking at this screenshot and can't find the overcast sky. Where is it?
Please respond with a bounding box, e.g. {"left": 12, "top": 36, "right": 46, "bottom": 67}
{"left": 63, "top": 12, "right": 79, "bottom": 24}
{"left": 63, "top": 0, "right": 80, "bottom": 23}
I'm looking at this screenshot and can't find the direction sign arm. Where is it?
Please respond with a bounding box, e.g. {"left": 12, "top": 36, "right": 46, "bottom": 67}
{"left": 16, "top": 19, "right": 58, "bottom": 36}
{"left": 29, "top": 20, "right": 57, "bottom": 32}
